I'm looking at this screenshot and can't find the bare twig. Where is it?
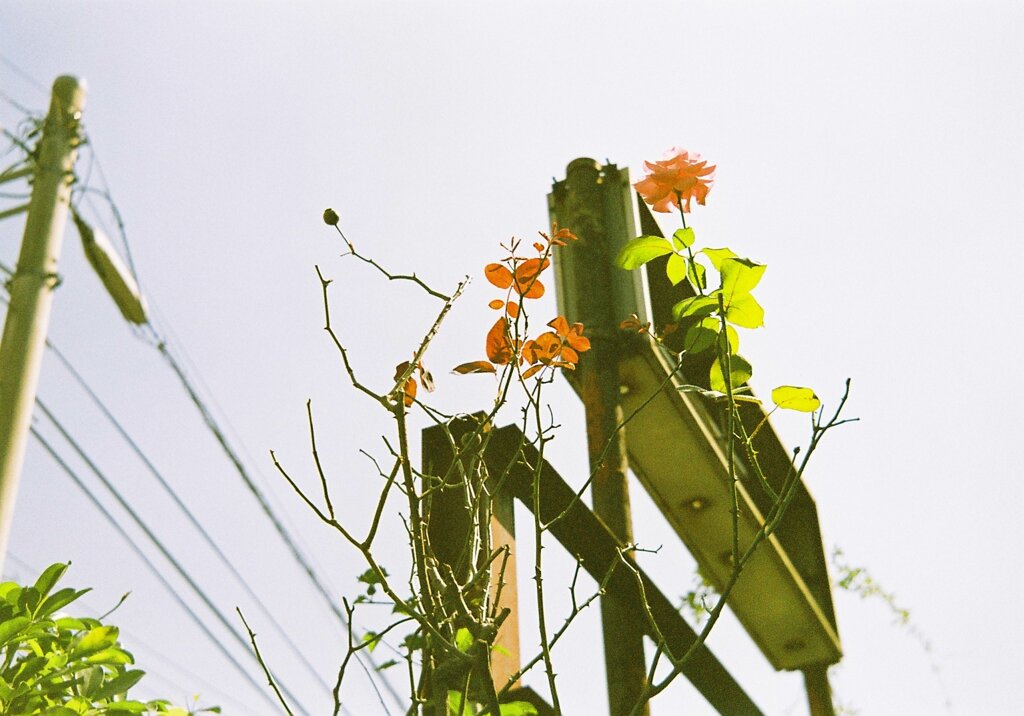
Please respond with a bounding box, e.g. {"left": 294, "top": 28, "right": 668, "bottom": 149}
{"left": 237, "top": 608, "right": 295, "bottom": 716}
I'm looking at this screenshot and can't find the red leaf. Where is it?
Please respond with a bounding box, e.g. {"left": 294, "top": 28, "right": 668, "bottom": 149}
{"left": 452, "top": 361, "right": 497, "bottom": 375}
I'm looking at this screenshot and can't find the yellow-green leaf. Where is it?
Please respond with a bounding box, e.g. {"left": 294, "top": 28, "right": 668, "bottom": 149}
{"left": 701, "top": 247, "right": 738, "bottom": 270}
{"left": 454, "top": 626, "right": 473, "bottom": 653}
{"left": 672, "top": 295, "right": 718, "bottom": 321}
{"left": 615, "top": 236, "right": 674, "bottom": 270}
{"left": 687, "top": 259, "right": 707, "bottom": 292}
{"left": 709, "top": 355, "right": 753, "bottom": 394}
{"left": 719, "top": 257, "right": 766, "bottom": 299}
{"left": 666, "top": 253, "right": 688, "bottom": 286}
{"left": 771, "top": 386, "right": 821, "bottom": 412}
{"left": 724, "top": 292, "right": 765, "bottom": 329}
{"left": 682, "top": 318, "right": 738, "bottom": 355}
{"left": 672, "top": 227, "right": 695, "bottom": 250}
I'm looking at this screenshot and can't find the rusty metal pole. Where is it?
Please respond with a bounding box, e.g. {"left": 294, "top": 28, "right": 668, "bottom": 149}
{"left": 803, "top": 665, "right": 836, "bottom": 716}
{"left": 551, "top": 159, "right": 649, "bottom": 716}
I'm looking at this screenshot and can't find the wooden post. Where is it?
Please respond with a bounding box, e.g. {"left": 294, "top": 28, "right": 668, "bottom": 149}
{"left": 422, "top": 417, "right": 522, "bottom": 703}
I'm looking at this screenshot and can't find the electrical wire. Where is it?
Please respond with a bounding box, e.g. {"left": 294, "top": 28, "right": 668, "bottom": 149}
{"left": 32, "top": 399, "right": 315, "bottom": 716}
{"left": 150, "top": 334, "right": 402, "bottom": 713}
{"left": 29, "top": 427, "right": 284, "bottom": 715}
{"left": 43, "top": 337, "right": 334, "bottom": 696}
{"left": 0, "top": 62, "right": 404, "bottom": 710}
{"left": 0, "top": 51, "right": 48, "bottom": 95}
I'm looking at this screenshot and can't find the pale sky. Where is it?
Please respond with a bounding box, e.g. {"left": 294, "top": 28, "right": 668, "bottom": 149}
{"left": 1, "top": 2, "right": 1022, "bottom": 714}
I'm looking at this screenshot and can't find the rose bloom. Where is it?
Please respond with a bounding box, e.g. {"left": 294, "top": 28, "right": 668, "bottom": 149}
{"left": 634, "top": 147, "right": 716, "bottom": 213}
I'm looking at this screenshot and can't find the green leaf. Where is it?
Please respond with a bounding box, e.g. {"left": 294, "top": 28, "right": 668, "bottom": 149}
{"left": 32, "top": 563, "right": 69, "bottom": 602}
{"left": 615, "top": 236, "right": 673, "bottom": 270}
{"left": 85, "top": 646, "right": 134, "bottom": 666}
{"left": 682, "top": 323, "right": 716, "bottom": 354}
{"left": 72, "top": 626, "right": 119, "bottom": 658}
{"left": 665, "top": 253, "right": 688, "bottom": 286}
{"left": 357, "top": 567, "right": 388, "bottom": 596}
{"left": 709, "top": 355, "right": 753, "bottom": 394}
{"left": 771, "top": 386, "right": 821, "bottom": 412}
{"left": 446, "top": 690, "right": 475, "bottom": 716}
{"left": 500, "top": 702, "right": 539, "bottom": 716}
{"left": 92, "top": 669, "right": 146, "bottom": 700}
{"left": 55, "top": 617, "right": 86, "bottom": 632}
{"left": 671, "top": 295, "right": 718, "bottom": 321}
{"left": 0, "top": 616, "right": 31, "bottom": 647}
{"left": 362, "top": 631, "right": 381, "bottom": 652}
{"left": 79, "top": 664, "right": 105, "bottom": 697}
{"left": 672, "top": 227, "right": 695, "bottom": 250}
{"left": 0, "top": 582, "right": 19, "bottom": 602}
{"left": 687, "top": 259, "right": 707, "bottom": 292}
{"left": 38, "top": 588, "right": 91, "bottom": 619}
{"left": 454, "top": 627, "right": 473, "bottom": 653}
{"left": 683, "top": 317, "right": 740, "bottom": 355}
{"left": 719, "top": 257, "right": 766, "bottom": 299}
{"left": 374, "top": 659, "right": 400, "bottom": 671}
{"left": 723, "top": 292, "right": 765, "bottom": 329}
{"left": 1, "top": 585, "right": 22, "bottom": 608}
{"left": 701, "top": 247, "right": 738, "bottom": 270}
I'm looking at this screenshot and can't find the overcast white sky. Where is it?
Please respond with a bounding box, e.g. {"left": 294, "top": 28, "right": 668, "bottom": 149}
{"left": 2, "top": 2, "right": 1022, "bottom": 714}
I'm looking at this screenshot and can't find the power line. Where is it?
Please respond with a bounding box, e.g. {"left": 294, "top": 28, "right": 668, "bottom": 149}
{"left": 43, "top": 337, "right": 333, "bottom": 696}
{"left": 0, "top": 51, "right": 48, "bottom": 95}
{"left": 2, "top": 98, "right": 403, "bottom": 712}
{"left": 29, "top": 427, "right": 283, "bottom": 715}
{"left": 32, "top": 399, "right": 315, "bottom": 716}
{"left": 150, "top": 335, "right": 403, "bottom": 712}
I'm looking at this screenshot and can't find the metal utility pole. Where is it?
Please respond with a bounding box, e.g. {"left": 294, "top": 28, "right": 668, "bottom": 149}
{"left": 550, "top": 159, "right": 650, "bottom": 716}
{"left": 0, "top": 76, "right": 87, "bottom": 571}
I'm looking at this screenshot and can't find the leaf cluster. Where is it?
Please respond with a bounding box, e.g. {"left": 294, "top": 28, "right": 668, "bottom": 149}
{"left": 0, "top": 563, "right": 205, "bottom": 716}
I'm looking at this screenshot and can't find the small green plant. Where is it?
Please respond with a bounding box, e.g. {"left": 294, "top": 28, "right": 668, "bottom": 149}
{"left": 0, "top": 562, "right": 208, "bottom": 716}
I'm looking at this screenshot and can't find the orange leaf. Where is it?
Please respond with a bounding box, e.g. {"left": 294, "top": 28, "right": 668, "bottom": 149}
{"left": 619, "top": 314, "right": 650, "bottom": 334}
{"left": 506, "top": 302, "right": 520, "bottom": 318}
{"left": 548, "top": 316, "right": 570, "bottom": 336}
{"left": 486, "top": 317, "right": 514, "bottom": 365}
{"left": 553, "top": 225, "right": 578, "bottom": 242}
{"left": 453, "top": 361, "right": 497, "bottom": 374}
{"left": 513, "top": 258, "right": 549, "bottom": 299}
{"left": 403, "top": 378, "right": 417, "bottom": 406}
{"left": 488, "top": 299, "right": 505, "bottom": 310}
{"left": 533, "top": 242, "right": 545, "bottom": 253}
{"left": 485, "top": 263, "right": 514, "bottom": 289}
{"left": 523, "top": 332, "right": 561, "bottom": 364}
{"left": 394, "top": 361, "right": 411, "bottom": 380}
{"left": 522, "top": 364, "right": 544, "bottom": 380}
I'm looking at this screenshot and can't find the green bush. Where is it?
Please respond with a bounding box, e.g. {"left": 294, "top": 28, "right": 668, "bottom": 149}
{"left": 0, "top": 562, "right": 204, "bottom": 716}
